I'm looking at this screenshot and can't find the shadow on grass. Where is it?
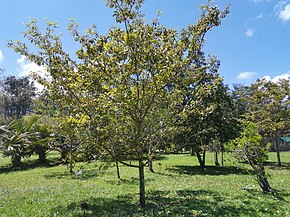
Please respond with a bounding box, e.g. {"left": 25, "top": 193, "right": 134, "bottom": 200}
{"left": 105, "top": 176, "right": 140, "bottom": 185}
{"left": 264, "top": 161, "right": 290, "bottom": 170}
{"left": 105, "top": 177, "right": 155, "bottom": 187}
{"left": 43, "top": 169, "right": 101, "bottom": 180}
{"left": 49, "top": 189, "right": 286, "bottom": 217}
{"left": 169, "top": 165, "right": 252, "bottom": 176}
{"left": 154, "top": 155, "right": 168, "bottom": 161}
{"left": 50, "top": 195, "right": 138, "bottom": 217}
{"left": 0, "top": 158, "right": 61, "bottom": 174}
{"left": 243, "top": 187, "right": 290, "bottom": 202}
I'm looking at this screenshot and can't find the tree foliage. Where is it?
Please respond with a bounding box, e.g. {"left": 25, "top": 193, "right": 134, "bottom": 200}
{"left": 0, "top": 116, "right": 39, "bottom": 167}
{"left": 238, "top": 78, "right": 290, "bottom": 166}
{"left": 174, "top": 67, "right": 239, "bottom": 167}
{"left": 8, "top": 0, "right": 229, "bottom": 207}
{"left": 0, "top": 76, "right": 36, "bottom": 119}
{"left": 228, "top": 123, "right": 273, "bottom": 193}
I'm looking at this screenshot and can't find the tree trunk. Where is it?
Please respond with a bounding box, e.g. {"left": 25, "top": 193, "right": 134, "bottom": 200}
{"left": 61, "top": 151, "right": 66, "bottom": 161}
{"left": 116, "top": 160, "right": 121, "bottom": 179}
{"left": 258, "top": 173, "right": 273, "bottom": 193}
{"left": 38, "top": 151, "right": 46, "bottom": 163}
{"left": 256, "top": 165, "right": 273, "bottom": 193}
{"left": 69, "top": 160, "right": 73, "bottom": 174}
{"left": 190, "top": 148, "right": 195, "bottom": 156}
{"left": 202, "top": 150, "right": 206, "bottom": 166}
{"left": 36, "top": 147, "right": 47, "bottom": 163}
{"left": 148, "top": 159, "right": 154, "bottom": 173}
{"left": 148, "top": 147, "right": 154, "bottom": 172}
{"left": 214, "top": 152, "right": 220, "bottom": 166}
{"left": 275, "top": 139, "right": 282, "bottom": 166}
{"left": 249, "top": 161, "right": 273, "bottom": 193}
{"left": 195, "top": 149, "right": 205, "bottom": 167}
{"left": 12, "top": 154, "right": 21, "bottom": 167}
{"left": 221, "top": 144, "right": 225, "bottom": 167}
{"left": 138, "top": 160, "right": 146, "bottom": 208}
{"left": 69, "top": 143, "right": 73, "bottom": 174}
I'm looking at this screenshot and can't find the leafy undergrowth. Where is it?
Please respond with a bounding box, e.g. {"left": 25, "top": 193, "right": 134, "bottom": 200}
{"left": 0, "top": 152, "right": 289, "bottom": 217}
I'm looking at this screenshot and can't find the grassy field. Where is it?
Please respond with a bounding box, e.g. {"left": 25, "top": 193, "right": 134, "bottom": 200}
{"left": 0, "top": 151, "right": 289, "bottom": 217}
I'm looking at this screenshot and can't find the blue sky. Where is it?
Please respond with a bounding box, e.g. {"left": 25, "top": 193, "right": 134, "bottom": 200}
{"left": 0, "top": 0, "right": 290, "bottom": 86}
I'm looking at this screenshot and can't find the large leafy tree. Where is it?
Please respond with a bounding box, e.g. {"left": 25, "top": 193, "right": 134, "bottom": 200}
{"left": 9, "top": 0, "right": 229, "bottom": 207}
{"left": 241, "top": 79, "right": 290, "bottom": 166}
{"left": 174, "top": 60, "right": 238, "bottom": 167}
{"left": 0, "top": 76, "right": 36, "bottom": 119}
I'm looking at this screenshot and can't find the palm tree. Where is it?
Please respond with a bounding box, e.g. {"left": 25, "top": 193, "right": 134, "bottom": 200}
{"left": 31, "top": 122, "right": 54, "bottom": 163}
{"left": 0, "top": 116, "right": 39, "bottom": 167}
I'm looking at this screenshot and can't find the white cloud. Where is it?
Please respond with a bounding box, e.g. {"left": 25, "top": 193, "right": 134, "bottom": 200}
{"left": 279, "top": 4, "right": 290, "bottom": 21}
{"left": 17, "top": 55, "right": 25, "bottom": 65}
{"left": 245, "top": 13, "right": 264, "bottom": 28}
{"left": 262, "top": 75, "right": 271, "bottom": 81}
{"left": 275, "top": 0, "right": 287, "bottom": 13}
{"left": 17, "top": 55, "right": 46, "bottom": 77}
{"left": 256, "top": 13, "right": 264, "bottom": 20}
{"left": 249, "top": 0, "right": 270, "bottom": 3}
{"left": 0, "top": 50, "right": 4, "bottom": 63}
{"left": 262, "top": 72, "right": 290, "bottom": 83}
{"left": 249, "top": 0, "right": 263, "bottom": 3}
{"left": 236, "top": 71, "right": 257, "bottom": 80}
{"left": 17, "top": 55, "right": 48, "bottom": 91}
{"left": 245, "top": 28, "right": 255, "bottom": 37}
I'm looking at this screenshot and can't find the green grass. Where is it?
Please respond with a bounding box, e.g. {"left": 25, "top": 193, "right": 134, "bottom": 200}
{"left": 0, "top": 152, "right": 289, "bottom": 217}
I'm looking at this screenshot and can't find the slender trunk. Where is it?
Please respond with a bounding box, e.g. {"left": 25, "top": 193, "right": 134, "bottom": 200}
{"left": 190, "top": 148, "right": 195, "bottom": 156}
{"left": 214, "top": 152, "right": 220, "bottom": 166}
{"left": 16, "top": 105, "right": 20, "bottom": 119}
{"left": 196, "top": 151, "right": 202, "bottom": 165}
{"left": 275, "top": 139, "right": 282, "bottom": 166}
{"left": 61, "top": 151, "right": 66, "bottom": 161}
{"left": 116, "top": 160, "right": 121, "bottom": 179}
{"left": 196, "top": 138, "right": 206, "bottom": 167}
{"left": 148, "top": 147, "right": 154, "bottom": 172}
{"left": 139, "top": 160, "right": 145, "bottom": 208}
{"left": 69, "top": 143, "right": 73, "bottom": 174}
{"left": 148, "top": 159, "right": 154, "bottom": 173}
{"left": 256, "top": 165, "right": 272, "bottom": 193}
{"left": 258, "top": 173, "right": 273, "bottom": 193}
{"left": 69, "top": 161, "right": 73, "bottom": 174}
{"left": 195, "top": 149, "right": 205, "bottom": 167}
{"left": 249, "top": 161, "right": 273, "bottom": 193}
{"left": 222, "top": 152, "right": 224, "bottom": 167}
{"left": 202, "top": 150, "right": 206, "bottom": 166}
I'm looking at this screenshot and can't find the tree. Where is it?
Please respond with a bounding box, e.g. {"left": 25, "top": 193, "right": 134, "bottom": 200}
{"left": 242, "top": 79, "right": 290, "bottom": 166}
{"left": 231, "top": 84, "right": 251, "bottom": 118}
{"left": 228, "top": 123, "right": 273, "bottom": 193}
{"left": 30, "top": 116, "right": 55, "bottom": 163}
{"left": 0, "top": 76, "right": 36, "bottom": 119}
{"left": 0, "top": 116, "right": 38, "bottom": 167}
{"left": 61, "top": 116, "right": 85, "bottom": 174}
{"left": 9, "top": 0, "right": 229, "bottom": 207}
{"left": 174, "top": 61, "right": 237, "bottom": 167}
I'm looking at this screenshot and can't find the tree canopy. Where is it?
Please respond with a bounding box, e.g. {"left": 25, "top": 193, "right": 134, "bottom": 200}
{"left": 8, "top": 0, "right": 229, "bottom": 207}
{"left": 0, "top": 76, "right": 36, "bottom": 119}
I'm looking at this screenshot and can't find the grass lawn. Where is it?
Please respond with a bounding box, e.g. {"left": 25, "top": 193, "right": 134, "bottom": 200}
{"left": 0, "top": 151, "right": 289, "bottom": 217}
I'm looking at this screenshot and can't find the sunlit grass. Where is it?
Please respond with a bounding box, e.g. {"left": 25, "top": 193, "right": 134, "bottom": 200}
{"left": 0, "top": 151, "right": 289, "bottom": 216}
